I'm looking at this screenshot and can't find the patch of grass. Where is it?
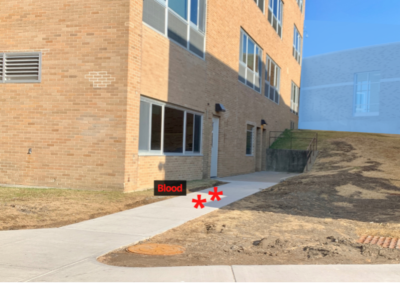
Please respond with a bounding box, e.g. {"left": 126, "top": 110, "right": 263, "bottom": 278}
{"left": 0, "top": 179, "right": 223, "bottom": 230}
{"left": 270, "top": 129, "right": 315, "bottom": 150}
{"left": 270, "top": 129, "right": 393, "bottom": 151}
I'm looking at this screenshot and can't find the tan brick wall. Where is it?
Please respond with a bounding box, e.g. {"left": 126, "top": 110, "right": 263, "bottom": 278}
{"left": 0, "top": 0, "right": 132, "bottom": 190}
{"left": 0, "top": 0, "right": 304, "bottom": 191}
{"left": 137, "top": 156, "right": 203, "bottom": 189}
{"left": 123, "top": 0, "right": 144, "bottom": 192}
{"left": 139, "top": 0, "right": 305, "bottom": 180}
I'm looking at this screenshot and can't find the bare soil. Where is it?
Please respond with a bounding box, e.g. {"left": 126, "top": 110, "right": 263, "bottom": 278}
{"left": 0, "top": 180, "right": 224, "bottom": 230}
{"left": 99, "top": 131, "right": 400, "bottom": 267}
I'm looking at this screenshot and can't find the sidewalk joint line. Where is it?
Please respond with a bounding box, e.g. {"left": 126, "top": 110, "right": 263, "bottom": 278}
{"left": 22, "top": 257, "right": 92, "bottom": 282}
{"left": 230, "top": 266, "right": 237, "bottom": 282}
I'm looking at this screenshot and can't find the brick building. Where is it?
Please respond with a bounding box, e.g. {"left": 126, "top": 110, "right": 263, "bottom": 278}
{"left": 0, "top": 0, "right": 304, "bottom": 191}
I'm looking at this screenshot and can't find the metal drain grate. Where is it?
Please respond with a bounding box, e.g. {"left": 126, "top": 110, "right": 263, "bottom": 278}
{"left": 358, "top": 235, "right": 400, "bottom": 249}
{"left": 127, "top": 243, "right": 185, "bottom": 255}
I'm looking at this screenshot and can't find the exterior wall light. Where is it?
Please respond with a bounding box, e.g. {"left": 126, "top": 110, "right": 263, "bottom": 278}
{"left": 215, "top": 103, "right": 226, "bottom": 113}
{"left": 261, "top": 119, "right": 268, "bottom": 127}
{"left": 27, "top": 148, "right": 32, "bottom": 155}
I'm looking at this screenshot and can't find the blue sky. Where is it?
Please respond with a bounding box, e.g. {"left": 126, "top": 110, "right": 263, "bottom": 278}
{"left": 303, "top": 0, "right": 400, "bottom": 58}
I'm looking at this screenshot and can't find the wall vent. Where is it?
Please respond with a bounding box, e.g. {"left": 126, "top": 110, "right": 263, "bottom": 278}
{"left": 2, "top": 53, "right": 41, "bottom": 83}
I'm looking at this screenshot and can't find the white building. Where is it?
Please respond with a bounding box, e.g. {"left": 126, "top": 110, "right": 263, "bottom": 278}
{"left": 299, "top": 42, "right": 400, "bottom": 135}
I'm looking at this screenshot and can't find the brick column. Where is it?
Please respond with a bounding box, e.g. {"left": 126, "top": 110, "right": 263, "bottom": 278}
{"left": 124, "top": 0, "right": 143, "bottom": 192}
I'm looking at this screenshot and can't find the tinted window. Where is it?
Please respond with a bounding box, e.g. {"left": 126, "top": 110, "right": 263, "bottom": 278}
{"left": 185, "top": 113, "right": 194, "bottom": 151}
{"left": 169, "top": 0, "right": 188, "bottom": 20}
{"left": 194, "top": 115, "right": 201, "bottom": 153}
{"left": 151, "top": 105, "right": 162, "bottom": 150}
{"left": 164, "top": 107, "right": 184, "bottom": 153}
{"left": 190, "top": 0, "right": 198, "bottom": 25}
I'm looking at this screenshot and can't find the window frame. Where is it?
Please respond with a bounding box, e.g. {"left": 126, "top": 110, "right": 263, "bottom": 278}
{"left": 0, "top": 52, "right": 42, "bottom": 84}
{"left": 142, "top": 0, "right": 207, "bottom": 60}
{"left": 239, "top": 29, "right": 263, "bottom": 93}
{"left": 296, "top": 0, "right": 304, "bottom": 13}
{"left": 245, "top": 124, "right": 255, "bottom": 156}
{"left": 291, "top": 81, "right": 300, "bottom": 115}
{"left": 253, "top": 0, "right": 265, "bottom": 13}
{"left": 293, "top": 25, "right": 303, "bottom": 64}
{"left": 139, "top": 96, "right": 204, "bottom": 156}
{"left": 353, "top": 71, "right": 380, "bottom": 117}
{"left": 268, "top": 0, "right": 283, "bottom": 38}
{"left": 265, "top": 55, "right": 281, "bottom": 104}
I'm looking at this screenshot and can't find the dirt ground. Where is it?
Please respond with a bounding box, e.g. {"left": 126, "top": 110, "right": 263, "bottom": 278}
{"left": 100, "top": 131, "right": 400, "bottom": 267}
{"left": 0, "top": 179, "right": 224, "bottom": 230}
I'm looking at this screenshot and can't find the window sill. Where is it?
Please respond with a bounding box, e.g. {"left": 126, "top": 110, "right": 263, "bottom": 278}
{"left": 139, "top": 153, "right": 203, "bottom": 157}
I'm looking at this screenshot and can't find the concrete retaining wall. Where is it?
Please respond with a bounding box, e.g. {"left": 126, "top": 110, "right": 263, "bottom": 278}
{"left": 266, "top": 149, "right": 309, "bottom": 173}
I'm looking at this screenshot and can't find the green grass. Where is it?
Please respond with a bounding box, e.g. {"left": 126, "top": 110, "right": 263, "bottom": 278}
{"left": 0, "top": 179, "right": 221, "bottom": 202}
{"left": 269, "top": 129, "right": 316, "bottom": 150}
{"left": 270, "top": 129, "right": 397, "bottom": 151}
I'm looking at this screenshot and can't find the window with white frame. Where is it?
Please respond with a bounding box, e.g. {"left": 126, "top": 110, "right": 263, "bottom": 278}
{"left": 268, "top": 0, "right": 283, "bottom": 37}
{"left": 265, "top": 55, "right": 280, "bottom": 104}
{"left": 139, "top": 97, "right": 203, "bottom": 155}
{"left": 354, "top": 71, "right": 380, "bottom": 116}
{"left": 293, "top": 26, "right": 302, "bottom": 64}
{"left": 142, "top": 0, "right": 207, "bottom": 58}
{"left": 291, "top": 81, "right": 300, "bottom": 115}
{"left": 296, "top": 0, "right": 304, "bottom": 12}
{"left": 0, "top": 52, "right": 41, "bottom": 83}
{"left": 253, "top": 0, "right": 265, "bottom": 13}
{"left": 246, "top": 125, "right": 254, "bottom": 155}
{"left": 238, "top": 29, "right": 263, "bottom": 93}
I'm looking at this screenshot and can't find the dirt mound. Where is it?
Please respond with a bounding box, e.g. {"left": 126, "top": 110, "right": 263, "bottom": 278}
{"left": 99, "top": 133, "right": 400, "bottom": 267}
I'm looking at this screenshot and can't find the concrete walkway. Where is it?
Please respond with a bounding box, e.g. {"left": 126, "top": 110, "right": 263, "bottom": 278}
{"left": 1, "top": 171, "right": 399, "bottom": 282}
{"left": 0, "top": 172, "right": 282, "bottom": 282}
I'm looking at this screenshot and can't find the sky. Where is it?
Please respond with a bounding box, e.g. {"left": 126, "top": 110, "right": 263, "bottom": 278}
{"left": 303, "top": 0, "right": 400, "bottom": 58}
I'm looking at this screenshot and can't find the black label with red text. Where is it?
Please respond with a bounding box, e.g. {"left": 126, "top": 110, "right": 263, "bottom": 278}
{"left": 154, "top": 180, "right": 187, "bottom": 196}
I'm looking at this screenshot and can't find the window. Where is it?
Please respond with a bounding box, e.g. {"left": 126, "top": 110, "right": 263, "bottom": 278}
{"left": 139, "top": 97, "right": 203, "bottom": 155}
{"left": 354, "top": 71, "right": 380, "bottom": 116}
{"left": 246, "top": 125, "right": 254, "bottom": 155}
{"left": 296, "top": 0, "right": 303, "bottom": 12}
{"left": 268, "top": 0, "right": 283, "bottom": 37}
{"left": 293, "top": 26, "right": 302, "bottom": 64}
{"left": 253, "top": 0, "right": 265, "bottom": 13}
{"left": 142, "top": 0, "right": 207, "bottom": 58}
{"left": 0, "top": 52, "right": 41, "bottom": 83}
{"left": 290, "top": 121, "right": 295, "bottom": 130}
{"left": 265, "top": 55, "right": 280, "bottom": 104}
{"left": 239, "top": 29, "right": 263, "bottom": 93}
{"left": 291, "top": 82, "right": 300, "bottom": 115}
{"left": 169, "top": 0, "right": 187, "bottom": 19}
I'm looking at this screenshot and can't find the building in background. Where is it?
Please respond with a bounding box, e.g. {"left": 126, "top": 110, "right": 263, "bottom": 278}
{"left": 299, "top": 42, "right": 400, "bottom": 135}
{"left": 0, "top": 0, "right": 304, "bottom": 191}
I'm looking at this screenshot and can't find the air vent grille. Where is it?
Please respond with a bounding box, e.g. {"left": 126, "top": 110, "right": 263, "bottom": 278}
{"left": 0, "top": 55, "right": 3, "bottom": 82}
{"left": 4, "top": 53, "right": 41, "bottom": 82}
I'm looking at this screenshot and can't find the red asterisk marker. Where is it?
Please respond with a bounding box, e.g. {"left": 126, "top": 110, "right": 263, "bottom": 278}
{"left": 192, "top": 194, "right": 207, "bottom": 209}
{"left": 209, "top": 187, "right": 223, "bottom": 201}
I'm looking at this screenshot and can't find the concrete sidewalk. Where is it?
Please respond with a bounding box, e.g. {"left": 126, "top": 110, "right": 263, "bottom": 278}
{"left": 1, "top": 171, "right": 399, "bottom": 282}
{"left": 0, "top": 172, "right": 280, "bottom": 282}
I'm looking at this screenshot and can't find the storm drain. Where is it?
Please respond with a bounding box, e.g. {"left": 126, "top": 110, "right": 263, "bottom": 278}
{"left": 358, "top": 235, "right": 400, "bottom": 249}
{"left": 127, "top": 243, "right": 185, "bottom": 255}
